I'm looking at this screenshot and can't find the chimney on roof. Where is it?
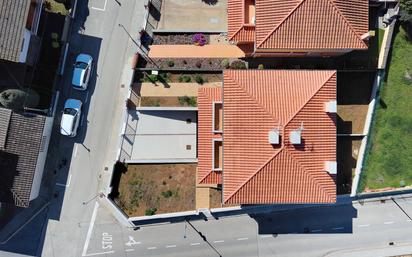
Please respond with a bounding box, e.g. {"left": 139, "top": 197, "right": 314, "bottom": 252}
{"left": 290, "top": 122, "right": 304, "bottom": 145}
{"left": 325, "top": 100, "right": 337, "bottom": 113}
{"left": 268, "top": 129, "right": 280, "bottom": 145}
{"left": 325, "top": 161, "right": 337, "bottom": 175}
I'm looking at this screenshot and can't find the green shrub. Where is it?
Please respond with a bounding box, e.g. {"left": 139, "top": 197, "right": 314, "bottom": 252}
{"left": 221, "top": 59, "right": 230, "bottom": 69}
{"left": 159, "top": 72, "right": 171, "bottom": 82}
{"left": 179, "top": 75, "right": 191, "bottom": 83}
{"left": 145, "top": 208, "right": 157, "bottom": 216}
{"left": 258, "top": 64, "right": 265, "bottom": 70}
{"left": 194, "top": 74, "right": 205, "bottom": 84}
{"left": 146, "top": 74, "right": 158, "bottom": 82}
{"left": 230, "top": 60, "right": 247, "bottom": 69}
{"left": 161, "top": 190, "right": 173, "bottom": 198}
{"left": 167, "top": 60, "right": 175, "bottom": 67}
{"left": 178, "top": 96, "right": 197, "bottom": 107}
{"left": 0, "top": 89, "right": 39, "bottom": 109}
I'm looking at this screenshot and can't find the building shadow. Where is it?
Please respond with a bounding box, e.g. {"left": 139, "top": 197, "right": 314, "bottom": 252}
{"left": 250, "top": 201, "right": 357, "bottom": 234}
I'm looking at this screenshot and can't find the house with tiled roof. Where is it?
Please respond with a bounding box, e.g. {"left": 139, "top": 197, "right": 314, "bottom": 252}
{"left": 197, "top": 70, "right": 337, "bottom": 204}
{"left": 0, "top": 0, "right": 44, "bottom": 63}
{"left": 0, "top": 108, "right": 53, "bottom": 208}
{"left": 228, "top": 0, "right": 369, "bottom": 57}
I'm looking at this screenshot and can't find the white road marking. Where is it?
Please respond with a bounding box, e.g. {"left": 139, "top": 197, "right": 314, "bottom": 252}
{"left": 147, "top": 247, "right": 157, "bottom": 250}
{"left": 384, "top": 221, "right": 395, "bottom": 225}
{"left": 260, "top": 235, "right": 272, "bottom": 238}
{"left": 190, "top": 243, "right": 201, "bottom": 246}
{"left": 165, "top": 245, "right": 177, "bottom": 248}
{"left": 56, "top": 174, "right": 72, "bottom": 187}
{"left": 213, "top": 240, "right": 224, "bottom": 243}
{"left": 91, "top": 0, "right": 107, "bottom": 11}
{"left": 82, "top": 202, "right": 100, "bottom": 256}
{"left": 311, "top": 229, "right": 322, "bottom": 233}
{"left": 125, "top": 249, "right": 134, "bottom": 252}
{"left": 237, "top": 237, "right": 249, "bottom": 241}
{"left": 332, "top": 227, "right": 345, "bottom": 230}
{"left": 125, "top": 236, "right": 141, "bottom": 247}
{"left": 83, "top": 251, "right": 114, "bottom": 256}
{"left": 357, "top": 224, "right": 370, "bottom": 227}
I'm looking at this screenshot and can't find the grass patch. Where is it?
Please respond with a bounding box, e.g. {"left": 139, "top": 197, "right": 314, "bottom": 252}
{"left": 363, "top": 27, "right": 412, "bottom": 190}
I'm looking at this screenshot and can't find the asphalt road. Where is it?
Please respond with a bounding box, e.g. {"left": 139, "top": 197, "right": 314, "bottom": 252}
{"left": 39, "top": 0, "right": 146, "bottom": 256}
{"left": 82, "top": 196, "right": 412, "bottom": 257}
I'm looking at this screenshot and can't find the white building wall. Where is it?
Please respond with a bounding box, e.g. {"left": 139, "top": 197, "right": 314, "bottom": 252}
{"left": 30, "top": 116, "right": 53, "bottom": 201}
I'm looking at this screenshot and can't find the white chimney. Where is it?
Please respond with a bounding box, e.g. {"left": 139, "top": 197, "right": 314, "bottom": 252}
{"left": 325, "top": 161, "right": 337, "bottom": 175}
{"left": 325, "top": 100, "right": 337, "bottom": 113}
{"left": 268, "top": 129, "right": 280, "bottom": 145}
{"left": 290, "top": 130, "right": 301, "bottom": 145}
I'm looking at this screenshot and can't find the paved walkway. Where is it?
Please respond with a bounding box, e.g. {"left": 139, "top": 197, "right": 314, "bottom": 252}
{"left": 134, "top": 82, "right": 222, "bottom": 97}
{"left": 148, "top": 45, "right": 245, "bottom": 58}
{"left": 196, "top": 187, "right": 210, "bottom": 209}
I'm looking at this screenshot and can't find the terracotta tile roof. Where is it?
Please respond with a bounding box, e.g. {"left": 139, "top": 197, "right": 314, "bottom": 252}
{"left": 197, "top": 87, "right": 222, "bottom": 185}
{"left": 0, "top": 0, "right": 31, "bottom": 62}
{"left": 228, "top": 0, "right": 368, "bottom": 50}
{"left": 231, "top": 25, "right": 255, "bottom": 43}
{"left": 223, "top": 70, "right": 336, "bottom": 204}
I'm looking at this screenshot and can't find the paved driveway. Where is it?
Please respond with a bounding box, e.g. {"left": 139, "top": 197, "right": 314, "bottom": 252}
{"left": 157, "top": 0, "right": 227, "bottom": 32}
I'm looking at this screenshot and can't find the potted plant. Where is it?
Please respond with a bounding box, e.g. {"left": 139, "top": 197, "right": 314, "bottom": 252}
{"left": 192, "top": 33, "right": 207, "bottom": 46}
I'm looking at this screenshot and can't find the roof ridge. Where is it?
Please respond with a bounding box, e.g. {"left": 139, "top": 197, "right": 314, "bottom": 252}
{"left": 327, "top": 0, "right": 368, "bottom": 47}
{"left": 256, "top": 0, "right": 305, "bottom": 48}
{"left": 284, "top": 71, "right": 336, "bottom": 127}
{"left": 224, "top": 149, "right": 285, "bottom": 203}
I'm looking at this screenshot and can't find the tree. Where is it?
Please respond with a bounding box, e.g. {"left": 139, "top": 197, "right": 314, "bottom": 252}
{"left": 400, "top": 0, "right": 412, "bottom": 13}
{"left": 0, "top": 89, "right": 39, "bottom": 110}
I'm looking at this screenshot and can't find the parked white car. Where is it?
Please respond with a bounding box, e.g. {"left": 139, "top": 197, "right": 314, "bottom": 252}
{"left": 72, "top": 53, "right": 93, "bottom": 90}
{"left": 60, "top": 99, "right": 82, "bottom": 137}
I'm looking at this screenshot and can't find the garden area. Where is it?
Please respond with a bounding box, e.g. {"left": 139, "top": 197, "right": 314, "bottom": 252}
{"left": 361, "top": 26, "right": 412, "bottom": 191}
{"left": 113, "top": 164, "right": 197, "bottom": 217}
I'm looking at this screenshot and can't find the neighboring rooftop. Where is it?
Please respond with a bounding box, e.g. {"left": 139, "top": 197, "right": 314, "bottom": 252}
{"left": 0, "top": 0, "right": 31, "bottom": 62}
{"left": 0, "top": 108, "right": 45, "bottom": 207}
{"left": 228, "top": 0, "right": 369, "bottom": 51}
{"left": 198, "top": 70, "right": 337, "bottom": 204}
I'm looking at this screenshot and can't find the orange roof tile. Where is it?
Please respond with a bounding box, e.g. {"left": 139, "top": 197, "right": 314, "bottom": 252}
{"left": 223, "top": 70, "right": 336, "bottom": 204}
{"left": 227, "top": 0, "right": 368, "bottom": 50}
{"left": 197, "top": 87, "right": 222, "bottom": 185}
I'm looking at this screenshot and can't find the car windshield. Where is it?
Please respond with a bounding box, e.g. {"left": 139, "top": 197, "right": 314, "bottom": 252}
{"left": 75, "top": 62, "right": 88, "bottom": 69}
{"left": 64, "top": 108, "right": 77, "bottom": 115}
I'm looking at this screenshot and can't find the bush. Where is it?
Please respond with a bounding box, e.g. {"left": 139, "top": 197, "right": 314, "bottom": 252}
{"left": 258, "top": 64, "right": 265, "bottom": 70}
{"left": 192, "top": 33, "right": 207, "bottom": 46}
{"left": 161, "top": 190, "right": 173, "bottom": 198}
{"left": 179, "top": 75, "right": 191, "bottom": 83}
{"left": 221, "top": 59, "right": 230, "bottom": 69}
{"left": 147, "top": 74, "right": 158, "bottom": 82}
{"left": 167, "top": 60, "right": 175, "bottom": 67}
{"left": 145, "top": 208, "right": 157, "bottom": 216}
{"left": 194, "top": 74, "right": 205, "bottom": 84}
{"left": 230, "top": 60, "right": 247, "bottom": 69}
{"left": 0, "top": 89, "right": 39, "bottom": 109}
{"left": 159, "top": 72, "right": 171, "bottom": 82}
{"left": 178, "top": 96, "right": 197, "bottom": 107}
{"left": 195, "top": 60, "right": 202, "bottom": 68}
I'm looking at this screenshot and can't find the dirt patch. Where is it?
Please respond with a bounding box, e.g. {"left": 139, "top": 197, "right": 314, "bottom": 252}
{"left": 337, "top": 105, "right": 368, "bottom": 134}
{"left": 140, "top": 96, "right": 197, "bottom": 107}
{"left": 209, "top": 187, "right": 239, "bottom": 208}
{"left": 116, "top": 164, "right": 197, "bottom": 217}
{"left": 337, "top": 137, "right": 362, "bottom": 194}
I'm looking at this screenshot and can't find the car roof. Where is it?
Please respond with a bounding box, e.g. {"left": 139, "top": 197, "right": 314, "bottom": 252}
{"left": 60, "top": 114, "right": 75, "bottom": 136}
{"left": 72, "top": 68, "right": 85, "bottom": 87}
